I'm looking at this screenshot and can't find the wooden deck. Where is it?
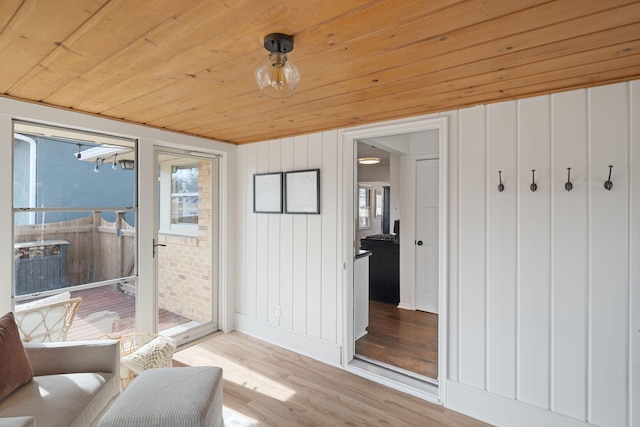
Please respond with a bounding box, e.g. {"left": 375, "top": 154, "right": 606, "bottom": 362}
{"left": 66, "top": 285, "right": 189, "bottom": 340}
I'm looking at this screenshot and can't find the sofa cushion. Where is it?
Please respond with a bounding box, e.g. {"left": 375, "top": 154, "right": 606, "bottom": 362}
{"left": 0, "top": 312, "right": 33, "bottom": 401}
{"left": 0, "top": 373, "right": 116, "bottom": 427}
{"left": 98, "top": 367, "right": 223, "bottom": 427}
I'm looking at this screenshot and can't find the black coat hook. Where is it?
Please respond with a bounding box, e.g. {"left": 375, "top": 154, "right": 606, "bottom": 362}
{"left": 565, "top": 168, "right": 573, "bottom": 192}
{"left": 498, "top": 171, "right": 504, "bottom": 192}
{"left": 530, "top": 169, "right": 537, "bottom": 192}
{"left": 604, "top": 165, "right": 613, "bottom": 191}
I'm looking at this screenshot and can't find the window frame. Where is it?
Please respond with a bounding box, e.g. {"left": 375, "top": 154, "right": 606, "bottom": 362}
{"left": 358, "top": 184, "right": 372, "bottom": 230}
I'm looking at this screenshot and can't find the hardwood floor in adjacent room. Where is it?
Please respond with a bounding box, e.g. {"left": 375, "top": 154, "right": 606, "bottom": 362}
{"left": 173, "top": 331, "right": 489, "bottom": 427}
{"left": 356, "top": 300, "right": 438, "bottom": 379}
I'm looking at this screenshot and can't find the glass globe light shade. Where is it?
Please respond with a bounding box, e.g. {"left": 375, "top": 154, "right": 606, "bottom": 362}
{"left": 255, "top": 52, "right": 300, "bottom": 98}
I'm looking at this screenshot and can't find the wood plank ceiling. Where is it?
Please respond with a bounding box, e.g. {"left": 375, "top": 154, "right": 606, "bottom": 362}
{"left": 1, "top": 0, "right": 639, "bottom": 144}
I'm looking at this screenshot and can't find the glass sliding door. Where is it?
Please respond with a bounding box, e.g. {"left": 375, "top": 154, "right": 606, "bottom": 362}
{"left": 12, "top": 121, "right": 138, "bottom": 342}
{"left": 155, "top": 150, "right": 218, "bottom": 344}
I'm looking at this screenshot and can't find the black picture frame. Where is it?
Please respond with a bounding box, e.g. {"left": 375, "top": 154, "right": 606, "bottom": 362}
{"left": 253, "top": 172, "right": 283, "bottom": 213}
{"left": 284, "top": 169, "right": 320, "bottom": 214}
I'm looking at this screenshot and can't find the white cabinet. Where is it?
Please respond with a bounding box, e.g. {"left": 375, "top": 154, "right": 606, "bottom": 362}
{"left": 354, "top": 251, "right": 371, "bottom": 340}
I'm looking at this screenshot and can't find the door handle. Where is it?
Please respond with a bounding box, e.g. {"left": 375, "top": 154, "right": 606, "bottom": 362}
{"left": 153, "top": 238, "right": 166, "bottom": 257}
{"left": 416, "top": 240, "right": 423, "bottom": 246}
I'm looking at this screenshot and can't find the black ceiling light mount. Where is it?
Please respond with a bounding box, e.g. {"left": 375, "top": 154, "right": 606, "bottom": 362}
{"left": 263, "top": 33, "right": 294, "bottom": 53}
{"left": 255, "top": 33, "right": 300, "bottom": 98}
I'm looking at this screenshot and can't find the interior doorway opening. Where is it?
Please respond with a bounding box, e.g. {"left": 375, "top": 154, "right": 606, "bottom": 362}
{"left": 343, "top": 116, "right": 448, "bottom": 402}
{"left": 354, "top": 133, "right": 439, "bottom": 382}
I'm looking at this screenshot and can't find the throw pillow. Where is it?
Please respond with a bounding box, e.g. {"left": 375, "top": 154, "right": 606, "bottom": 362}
{"left": 0, "top": 312, "right": 34, "bottom": 401}
{"left": 121, "top": 335, "right": 176, "bottom": 375}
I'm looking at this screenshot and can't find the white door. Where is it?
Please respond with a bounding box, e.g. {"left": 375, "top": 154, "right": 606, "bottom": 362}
{"left": 415, "top": 158, "right": 439, "bottom": 313}
{"left": 155, "top": 150, "right": 219, "bottom": 345}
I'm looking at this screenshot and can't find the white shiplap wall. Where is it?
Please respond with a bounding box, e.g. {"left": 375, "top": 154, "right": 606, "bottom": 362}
{"left": 236, "top": 80, "right": 639, "bottom": 427}
{"left": 448, "top": 81, "right": 637, "bottom": 427}
{"left": 236, "top": 131, "right": 342, "bottom": 364}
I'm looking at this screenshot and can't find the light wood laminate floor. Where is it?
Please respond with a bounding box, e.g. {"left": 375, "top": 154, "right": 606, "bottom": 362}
{"left": 173, "top": 331, "right": 490, "bottom": 427}
{"left": 356, "top": 300, "right": 438, "bottom": 379}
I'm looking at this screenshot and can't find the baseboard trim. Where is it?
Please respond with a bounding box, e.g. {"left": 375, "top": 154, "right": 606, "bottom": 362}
{"left": 446, "top": 381, "right": 595, "bottom": 427}
{"left": 234, "top": 314, "right": 342, "bottom": 366}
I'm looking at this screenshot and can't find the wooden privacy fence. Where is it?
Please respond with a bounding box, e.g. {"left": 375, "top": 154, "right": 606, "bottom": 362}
{"left": 15, "top": 212, "right": 135, "bottom": 288}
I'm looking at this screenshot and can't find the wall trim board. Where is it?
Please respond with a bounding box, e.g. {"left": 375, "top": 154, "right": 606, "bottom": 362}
{"left": 235, "top": 314, "right": 342, "bottom": 366}
{"left": 446, "top": 381, "right": 596, "bottom": 427}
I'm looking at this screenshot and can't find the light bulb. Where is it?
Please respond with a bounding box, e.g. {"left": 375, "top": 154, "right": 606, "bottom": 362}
{"left": 255, "top": 51, "right": 300, "bottom": 98}
{"left": 269, "top": 53, "right": 287, "bottom": 91}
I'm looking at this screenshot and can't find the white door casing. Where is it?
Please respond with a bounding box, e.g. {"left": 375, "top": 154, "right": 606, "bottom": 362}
{"left": 341, "top": 115, "right": 448, "bottom": 402}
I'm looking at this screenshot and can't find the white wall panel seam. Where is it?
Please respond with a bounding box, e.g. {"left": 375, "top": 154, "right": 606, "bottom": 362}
{"left": 625, "top": 81, "right": 632, "bottom": 427}
{"left": 484, "top": 105, "right": 489, "bottom": 392}
{"left": 515, "top": 100, "right": 521, "bottom": 401}
{"left": 585, "top": 89, "right": 592, "bottom": 423}
{"left": 548, "top": 95, "right": 554, "bottom": 412}
{"left": 457, "top": 108, "right": 463, "bottom": 382}
{"left": 627, "top": 82, "right": 640, "bottom": 426}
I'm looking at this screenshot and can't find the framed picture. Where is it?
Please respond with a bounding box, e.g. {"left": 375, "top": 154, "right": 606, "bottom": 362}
{"left": 284, "top": 169, "right": 320, "bottom": 214}
{"left": 253, "top": 172, "right": 283, "bottom": 213}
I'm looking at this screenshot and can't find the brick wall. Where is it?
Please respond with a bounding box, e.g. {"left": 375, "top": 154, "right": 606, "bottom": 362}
{"left": 157, "top": 160, "right": 213, "bottom": 323}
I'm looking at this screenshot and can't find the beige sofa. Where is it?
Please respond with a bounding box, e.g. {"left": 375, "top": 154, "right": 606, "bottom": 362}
{"left": 0, "top": 340, "right": 120, "bottom": 427}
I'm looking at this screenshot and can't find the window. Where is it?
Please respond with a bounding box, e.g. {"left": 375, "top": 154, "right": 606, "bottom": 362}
{"left": 159, "top": 159, "right": 199, "bottom": 236}
{"left": 358, "top": 185, "right": 372, "bottom": 230}
{"left": 12, "top": 121, "right": 138, "bottom": 340}
{"left": 171, "top": 165, "right": 199, "bottom": 225}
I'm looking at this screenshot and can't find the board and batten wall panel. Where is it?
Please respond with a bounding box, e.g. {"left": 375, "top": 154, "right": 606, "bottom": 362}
{"left": 292, "top": 135, "right": 309, "bottom": 334}
{"left": 486, "top": 101, "right": 517, "bottom": 398}
{"left": 452, "top": 81, "right": 636, "bottom": 426}
{"left": 267, "top": 140, "right": 281, "bottom": 325}
{"left": 321, "top": 131, "right": 339, "bottom": 343}
{"left": 236, "top": 143, "right": 247, "bottom": 315}
{"left": 255, "top": 142, "right": 270, "bottom": 322}
{"left": 279, "top": 137, "right": 295, "bottom": 330}
{"left": 306, "top": 133, "right": 323, "bottom": 339}
{"left": 588, "top": 84, "right": 629, "bottom": 427}
{"left": 517, "top": 95, "right": 551, "bottom": 409}
{"left": 550, "top": 89, "right": 588, "bottom": 420}
{"left": 457, "top": 106, "right": 487, "bottom": 389}
{"left": 236, "top": 131, "right": 342, "bottom": 358}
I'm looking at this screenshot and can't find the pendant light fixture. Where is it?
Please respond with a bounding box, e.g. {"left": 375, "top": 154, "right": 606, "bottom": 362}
{"left": 255, "top": 33, "right": 300, "bottom": 98}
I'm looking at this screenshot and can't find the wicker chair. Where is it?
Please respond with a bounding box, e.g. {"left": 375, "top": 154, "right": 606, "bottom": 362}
{"left": 15, "top": 296, "right": 82, "bottom": 343}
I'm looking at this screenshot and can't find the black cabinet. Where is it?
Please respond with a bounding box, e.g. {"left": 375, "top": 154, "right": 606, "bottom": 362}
{"left": 360, "top": 236, "right": 399, "bottom": 305}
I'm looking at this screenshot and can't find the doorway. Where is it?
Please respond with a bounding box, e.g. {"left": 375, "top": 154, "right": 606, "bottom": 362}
{"left": 343, "top": 116, "right": 448, "bottom": 400}
{"left": 155, "top": 150, "right": 220, "bottom": 346}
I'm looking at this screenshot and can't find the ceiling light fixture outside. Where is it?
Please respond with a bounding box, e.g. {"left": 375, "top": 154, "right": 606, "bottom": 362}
{"left": 118, "top": 159, "right": 135, "bottom": 170}
{"left": 255, "top": 33, "right": 300, "bottom": 98}
{"left": 358, "top": 157, "right": 381, "bottom": 165}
